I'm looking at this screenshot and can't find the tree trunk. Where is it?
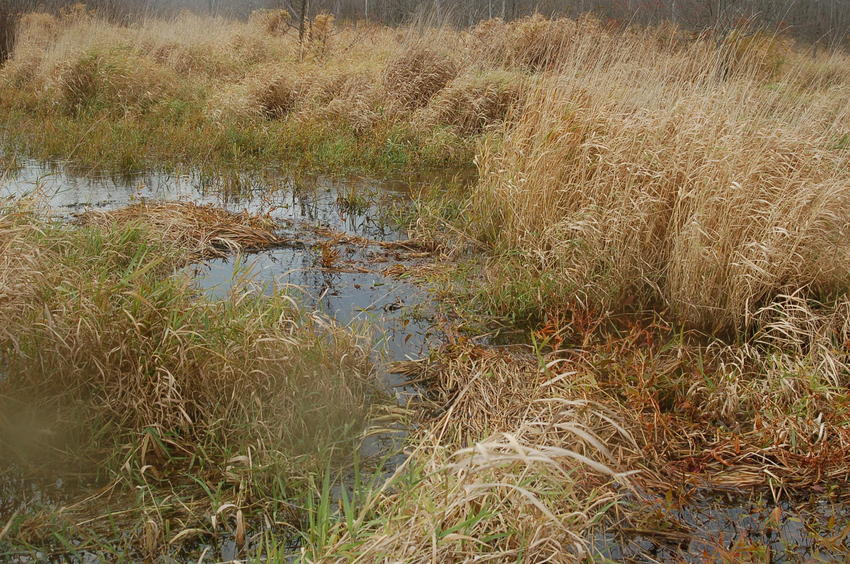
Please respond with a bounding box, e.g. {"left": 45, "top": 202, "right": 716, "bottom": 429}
{"left": 298, "top": 0, "right": 308, "bottom": 46}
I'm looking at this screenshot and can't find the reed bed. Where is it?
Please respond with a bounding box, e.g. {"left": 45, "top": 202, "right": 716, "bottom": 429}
{"left": 4, "top": 9, "right": 846, "bottom": 177}
{"left": 470, "top": 70, "right": 850, "bottom": 332}
{"left": 0, "top": 9, "right": 480, "bottom": 171}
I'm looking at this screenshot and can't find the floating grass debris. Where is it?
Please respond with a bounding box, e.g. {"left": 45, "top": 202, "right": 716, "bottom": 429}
{"left": 75, "top": 201, "right": 287, "bottom": 259}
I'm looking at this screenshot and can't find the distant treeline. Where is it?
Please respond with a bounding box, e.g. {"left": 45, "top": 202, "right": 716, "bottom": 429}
{"left": 3, "top": 0, "right": 850, "bottom": 62}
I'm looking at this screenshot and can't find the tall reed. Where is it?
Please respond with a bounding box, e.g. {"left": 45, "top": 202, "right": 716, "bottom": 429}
{"left": 470, "top": 26, "right": 850, "bottom": 332}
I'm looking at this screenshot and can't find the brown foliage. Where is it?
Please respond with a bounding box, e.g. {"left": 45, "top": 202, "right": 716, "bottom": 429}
{"left": 55, "top": 50, "right": 175, "bottom": 115}
{"left": 425, "top": 70, "right": 525, "bottom": 135}
{"left": 251, "top": 73, "right": 301, "bottom": 118}
{"left": 249, "top": 9, "right": 291, "bottom": 36}
{"left": 384, "top": 46, "right": 458, "bottom": 110}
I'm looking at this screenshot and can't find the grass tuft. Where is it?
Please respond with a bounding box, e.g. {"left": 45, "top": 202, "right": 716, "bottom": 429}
{"left": 422, "top": 69, "right": 526, "bottom": 135}
{"left": 249, "top": 9, "right": 291, "bottom": 37}
{"left": 384, "top": 46, "right": 458, "bottom": 111}
{"left": 0, "top": 200, "right": 381, "bottom": 556}
{"left": 469, "top": 68, "right": 850, "bottom": 332}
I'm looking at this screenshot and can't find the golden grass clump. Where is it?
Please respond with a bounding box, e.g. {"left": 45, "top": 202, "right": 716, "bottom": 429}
{"left": 205, "top": 66, "right": 312, "bottom": 122}
{"left": 249, "top": 8, "right": 291, "bottom": 36}
{"left": 127, "top": 11, "right": 280, "bottom": 80}
{"left": 251, "top": 73, "right": 302, "bottom": 118}
{"left": 789, "top": 50, "right": 850, "bottom": 90}
{"left": 722, "top": 29, "right": 794, "bottom": 79}
{"left": 0, "top": 13, "right": 57, "bottom": 87}
{"left": 58, "top": 2, "right": 93, "bottom": 24}
{"left": 13, "top": 12, "right": 59, "bottom": 49}
{"left": 310, "top": 12, "right": 335, "bottom": 58}
{"left": 645, "top": 20, "right": 690, "bottom": 53}
{"left": 471, "top": 69, "right": 850, "bottom": 332}
{"left": 228, "top": 33, "right": 271, "bottom": 66}
{"left": 383, "top": 46, "right": 458, "bottom": 110}
{"left": 53, "top": 49, "right": 177, "bottom": 115}
{"left": 691, "top": 293, "right": 850, "bottom": 447}
{"left": 304, "top": 70, "right": 382, "bottom": 133}
{"left": 144, "top": 39, "right": 241, "bottom": 79}
{"left": 0, "top": 46, "right": 42, "bottom": 88}
{"left": 317, "top": 344, "right": 637, "bottom": 561}
{"left": 507, "top": 14, "right": 577, "bottom": 69}
{"left": 470, "top": 14, "right": 594, "bottom": 70}
{"left": 423, "top": 70, "right": 525, "bottom": 135}
{"left": 312, "top": 69, "right": 374, "bottom": 105}
{"left": 75, "top": 201, "right": 286, "bottom": 258}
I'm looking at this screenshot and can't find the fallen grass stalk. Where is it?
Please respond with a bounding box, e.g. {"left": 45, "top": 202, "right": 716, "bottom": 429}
{"left": 76, "top": 200, "right": 286, "bottom": 258}
{"left": 295, "top": 341, "right": 642, "bottom": 561}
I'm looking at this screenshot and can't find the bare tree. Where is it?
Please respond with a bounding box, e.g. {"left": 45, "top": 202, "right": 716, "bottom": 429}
{"left": 298, "top": 0, "right": 309, "bottom": 46}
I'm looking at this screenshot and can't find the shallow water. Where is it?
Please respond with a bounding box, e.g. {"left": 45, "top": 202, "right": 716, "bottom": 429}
{"left": 1, "top": 160, "right": 441, "bottom": 373}
{"left": 595, "top": 492, "right": 850, "bottom": 562}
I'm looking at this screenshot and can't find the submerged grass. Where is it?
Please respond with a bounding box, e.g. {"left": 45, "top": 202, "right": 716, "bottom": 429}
{"left": 0, "top": 198, "right": 382, "bottom": 558}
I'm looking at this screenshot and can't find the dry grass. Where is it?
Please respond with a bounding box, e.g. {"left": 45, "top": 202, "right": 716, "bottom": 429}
{"left": 721, "top": 29, "right": 795, "bottom": 79}
{"left": 75, "top": 201, "right": 286, "bottom": 258}
{"left": 310, "top": 12, "right": 335, "bottom": 59}
{"left": 3, "top": 10, "right": 841, "bottom": 176}
{"left": 469, "top": 14, "right": 611, "bottom": 70}
{"left": 249, "top": 8, "right": 291, "bottom": 37}
{"left": 383, "top": 46, "right": 458, "bottom": 111}
{"left": 563, "top": 310, "right": 850, "bottom": 494}
{"left": 326, "top": 301, "right": 850, "bottom": 558}
{"left": 252, "top": 73, "right": 301, "bottom": 118}
{"left": 310, "top": 342, "right": 639, "bottom": 561}
{"left": 669, "top": 293, "right": 850, "bottom": 491}
{"left": 397, "top": 241, "right": 850, "bottom": 558}
{"left": 0, "top": 8, "right": 475, "bottom": 170}
{"left": 0, "top": 199, "right": 381, "bottom": 556}
{"left": 55, "top": 48, "right": 178, "bottom": 116}
{"left": 3, "top": 9, "right": 850, "bottom": 559}
{"left": 421, "top": 69, "right": 525, "bottom": 135}
{"left": 467, "top": 35, "right": 850, "bottom": 332}
{"left": 14, "top": 12, "right": 60, "bottom": 49}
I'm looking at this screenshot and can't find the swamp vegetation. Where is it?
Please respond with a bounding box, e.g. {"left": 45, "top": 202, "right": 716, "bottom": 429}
{"left": 1, "top": 5, "right": 850, "bottom": 562}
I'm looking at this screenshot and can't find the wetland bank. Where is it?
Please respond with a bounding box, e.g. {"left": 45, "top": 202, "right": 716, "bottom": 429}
{"left": 2, "top": 4, "right": 850, "bottom": 562}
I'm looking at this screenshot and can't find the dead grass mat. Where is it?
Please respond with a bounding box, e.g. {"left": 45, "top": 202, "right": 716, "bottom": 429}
{"left": 75, "top": 201, "right": 287, "bottom": 259}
